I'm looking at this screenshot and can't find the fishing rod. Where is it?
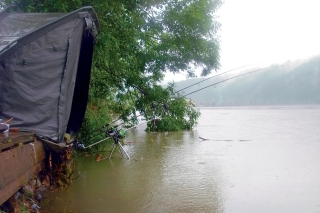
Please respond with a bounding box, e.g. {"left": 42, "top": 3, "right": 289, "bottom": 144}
{"left": 78, "top": 114, "right": 162, "bottom": 150}
{"left": 175, "top": 64, "right": 257, "bottom": 93}
{"left": 145, "top": 64, "right": 285, "bottom": 107}
{"left": 83, "top": 64, "right": 258, "bottom": 140}
{"left": 113, "top": 65, "right": 283, "bottom": 128}
{"left": 84, "top": 114, "right": 134, "bottom": 142}
{"left": 83, "top": 102, "right": 143, "bottom": 142}
{"left": 94, "top": 113, "right": 131, "bottom": 134}
{"left": 177, "top": 65, "right": 285, "bottom": 98}
{"left": 133, "top": 65, "right": 284, "bottom": 120}
{"left": 74, "top": 114, "right": 162, "bottom": 160}
{"left": 82, "top": 101, "right": 160, "bottom": 144}
{"left": 73, "top": 64, "right": 284, "bottom": 160}
{"left": 79, "top": 116, "right": 124, "bottom": 144}
{"left": 133, "top": 64, "right": 272, "bottom": 111}
{"left": 120, "top": 65, "right": 286, "bottom": 132}
{"left": 84, "top": 87, "right": 150, "bottom": 142}
{"left": 81, "top": 64, "right": 284, "bottom": 149}
{"left": 137, "top": 65, "right": 284, "bottom": 124}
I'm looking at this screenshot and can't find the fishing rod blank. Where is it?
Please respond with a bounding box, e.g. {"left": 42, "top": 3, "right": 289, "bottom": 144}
{"left": 81, "top": 115, "right": 161, "bottom": 149}
{"left": 81, "top": 65, "right": 276, "bottom": 151}
{"left": 85, "top": 113, "right": 138, "bottom": 142}
{"left": 106, "top": 65, "right": 256, "bottom": 127}
{"left": 85, "top": 64, "right": 279, "bottom": 147}
{"left": 133, "top": 64, "right": 260, "bottom": 115}
{"left": 83, "top": 121, "right": 117, "bottom": 141}
{"left": 175, "top": 64, "right": 257, "bottom": 93}
{"left": 180, "top": 65, "right": 284, "bottom": 98}
{"left": 82, "top": 136, "right": 112, "bottom": 149}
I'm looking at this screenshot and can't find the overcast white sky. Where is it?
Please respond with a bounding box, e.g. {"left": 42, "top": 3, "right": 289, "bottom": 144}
{"left": 164, "top": 0, "right": 320, "bottom": 82}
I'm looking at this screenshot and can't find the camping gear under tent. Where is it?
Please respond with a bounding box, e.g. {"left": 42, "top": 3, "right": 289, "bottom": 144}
{"left": 0, "top": 6, "right": 99, "bottom": 143}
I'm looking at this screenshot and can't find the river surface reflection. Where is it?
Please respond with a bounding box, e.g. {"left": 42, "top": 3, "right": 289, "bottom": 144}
{"left": 42, "top": 106, "right": 320, "bottom": 213}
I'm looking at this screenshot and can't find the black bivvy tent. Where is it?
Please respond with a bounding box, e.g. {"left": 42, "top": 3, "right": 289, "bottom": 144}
{"left": 0, "top": 6, "right": 99, "bottom": 144}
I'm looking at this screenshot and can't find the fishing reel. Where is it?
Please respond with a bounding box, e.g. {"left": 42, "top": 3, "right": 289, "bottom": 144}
{"left": 106, "top": 125, "right": 126, "bottom": 144}
{"left": 72, "top": 139, "right": 85, "bottom": 150}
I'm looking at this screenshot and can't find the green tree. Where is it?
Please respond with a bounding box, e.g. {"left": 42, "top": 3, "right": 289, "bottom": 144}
{"left": 2, "top": 0, "right": 221, "bottom": 145}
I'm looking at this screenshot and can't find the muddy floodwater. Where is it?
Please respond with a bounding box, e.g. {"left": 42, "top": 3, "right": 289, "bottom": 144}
{"left": 42, "top": 105, "right": 320, "bottom": 213}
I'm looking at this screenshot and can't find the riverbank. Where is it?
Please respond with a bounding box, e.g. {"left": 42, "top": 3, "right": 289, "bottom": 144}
{"left": 0, "top": 132, "right": 75, "bottom": 212}
{"left": 0, "top": 132, "right": 46, "bottom": 212}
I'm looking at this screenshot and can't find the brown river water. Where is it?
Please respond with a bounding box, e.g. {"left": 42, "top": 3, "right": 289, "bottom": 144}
{"left": 41, "top": 105, "right": 320, "bottom": 213}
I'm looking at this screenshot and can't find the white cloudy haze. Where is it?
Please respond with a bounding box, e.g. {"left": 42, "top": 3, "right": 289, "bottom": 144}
{"left": 164, "top": 0, "right": 320, "bottom": 83}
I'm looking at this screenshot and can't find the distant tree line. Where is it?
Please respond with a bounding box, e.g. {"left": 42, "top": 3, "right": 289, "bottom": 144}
{"left": 174, "top": 56, "right": 320, "bottom": 106}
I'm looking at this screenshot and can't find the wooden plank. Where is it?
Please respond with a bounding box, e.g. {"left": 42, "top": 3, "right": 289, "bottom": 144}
{"left": 0, "top": 161, "right": 44, "bottom": 205}
{"left": 0, "top": 132, "right": 34, "bottom": 143}
{"left": 0, "top": 132, "right": 35, "bottom": 151}
{"left": 33, "top": 141, "right": 46, "bottom": 162}
{"left": 0, "top": 141, "right": 45, "bottom": 194}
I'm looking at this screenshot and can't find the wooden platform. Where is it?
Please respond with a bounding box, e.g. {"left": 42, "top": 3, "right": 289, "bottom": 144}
{"left": 0, "top": 131, "right": 36, "bottom": 152}
{"left": 0, "top": 132, "right": 46, "bottom": 205}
